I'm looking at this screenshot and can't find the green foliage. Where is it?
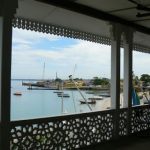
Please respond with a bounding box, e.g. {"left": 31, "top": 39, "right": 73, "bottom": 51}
{"left": 93, "top": 77, "right": 109, "bottom": 86}
{"left": 140, "top": 74, "right": 150, "bottom": 84}
{"left": 74, "top": 78, "right": 82, "bottom": 81}
{"left": 55, "top": 78, "right": 62, "bottom": 83}
{"left": 133, "top": 76, "right": 139, "bottom": 86}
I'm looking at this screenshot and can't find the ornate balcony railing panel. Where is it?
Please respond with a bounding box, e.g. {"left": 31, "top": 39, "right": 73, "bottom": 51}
{"left": 118, "top": 108, "right": 128, "bottom": 136}
{"left": 10, "top": 110, "right": 115, "bottom": 150}
{"left": 131, "top": 105, "right": 150, "bottom": 133}
{"left": 10, "top": 105, "right": 150, "bottom": 150}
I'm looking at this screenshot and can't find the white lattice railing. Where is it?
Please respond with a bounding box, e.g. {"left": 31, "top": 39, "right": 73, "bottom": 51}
{"left": 10, "top": 105, "right": 150, "bottom": 150}
{"left": 10, "top": 110, "right": 115, "bottom": 150}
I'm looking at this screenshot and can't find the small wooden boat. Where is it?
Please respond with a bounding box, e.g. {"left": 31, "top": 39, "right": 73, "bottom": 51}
{"left": 86, "top": 91, "right": 95, "bottom": 94}
{"left": 54, "top": 91, "right": 63, "bottom": 94}
{"left": 27, "top": 87, "right": 55, "bottom": 90}
{"left": 80, "top": 100, "right": 96, "bottom": 104}
{"left": 88, "top": 96, "right": 103, "bottom": 100}
{"left": 99, "top": 93, "right": 110, "bottom": 97}
{"left": 13, "top": 92, "right": 22, "bottom": 96}
{"left": 57, "top": 93, "right": 70, "bottom": 98}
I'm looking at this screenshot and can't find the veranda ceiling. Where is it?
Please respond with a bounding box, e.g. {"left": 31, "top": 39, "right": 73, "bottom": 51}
{"left": 15, "top": 0, "right": 150, "bottom": 53}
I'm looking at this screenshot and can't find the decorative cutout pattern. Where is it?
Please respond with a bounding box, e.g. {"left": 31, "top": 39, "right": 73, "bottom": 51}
{"left": 10, "top": 106, "right": 150, "bottom": 149}
{"left": 133, "top": 44, "right": 150, "bottom": 54}
{"left": 119, "top": 109, "right": 128, "bottom": 136}
{"left": 10, "top": 110, "right": 114, "bottom": 150}
{"left": 12, "top": 17, "right": 150, "bottom": 53}
{"left": 12, "top": 17, "right": 111, "bottom": 45}
{"left": 131, "top": 105, "right": 150, "bottom": 133}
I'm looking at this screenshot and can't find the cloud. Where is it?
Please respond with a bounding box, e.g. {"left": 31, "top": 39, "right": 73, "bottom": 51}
{"left": 12, "top": 28, "right": 59, "bottom": 45}
{"left": 33, "top": 41, "right": 110, "bottom": 63}
{"left": 12, "top": 28, "right": 150, "bottom": 79}
{"left": 133, "top": 51, "right": 150, "bottom": 77}
{"left": 12, "top": 35, "right": 111, "bottom": 79}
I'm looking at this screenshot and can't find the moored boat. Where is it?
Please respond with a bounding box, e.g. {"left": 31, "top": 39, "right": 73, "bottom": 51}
{"left": 80, "top": 99, "right": 96, "bottom": 104}
{"left": 13, "top": 92, "right": 22, "bottom": 96}
{"left": 54, "top": 91, "right": 63, "bottom": 94}
{"left": 99, "top": 93, "right": 110, "bottom": 97}
{"left": 86, "top": 91, "right": 95, "bottom": 94}
{"left": 88, "top": 96, "right": 103, "bottom": 100}
{"left": 57, "top": 93, "right": 70, "bottom": 98}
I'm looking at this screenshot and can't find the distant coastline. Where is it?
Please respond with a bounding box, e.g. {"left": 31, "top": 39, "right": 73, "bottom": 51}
{"left": 11, "top": 79, "right": 47, "bottom": 81}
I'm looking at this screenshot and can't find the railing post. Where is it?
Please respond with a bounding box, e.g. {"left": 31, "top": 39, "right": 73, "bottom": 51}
{"left": 0, "top": 1, "right": 17, "bottom": 149}
{"left": 110, "top": 23, "right": 121, "bottom": 138}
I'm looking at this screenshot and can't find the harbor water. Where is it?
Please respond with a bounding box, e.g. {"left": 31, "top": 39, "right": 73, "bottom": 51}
{"left": 11, "top": 80, "right": 110, "bottom": 121}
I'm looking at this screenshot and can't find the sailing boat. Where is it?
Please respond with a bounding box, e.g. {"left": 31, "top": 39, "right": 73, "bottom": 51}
{"left": 57, "top": 93, "right": 70, "bottom": 98}
{"left": 24, "top": 63, "right": 57, "bottom": 90}
{"left": 36, "top": 62, "right": 46, "bottom": 86}
{"left": 60, "top": 81, "right": 68, "bottom": 114}
{"left": 69, "top": 75, "right": 93, "bottom": 111}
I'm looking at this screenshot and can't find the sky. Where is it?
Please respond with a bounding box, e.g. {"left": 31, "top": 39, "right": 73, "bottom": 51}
{"left": 11, "top": 28, "right": 150, "bottom": 79}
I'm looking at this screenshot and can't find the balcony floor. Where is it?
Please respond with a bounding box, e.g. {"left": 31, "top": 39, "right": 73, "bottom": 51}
{"left": 79, "top": 131, "right": 150, "bottom": 150}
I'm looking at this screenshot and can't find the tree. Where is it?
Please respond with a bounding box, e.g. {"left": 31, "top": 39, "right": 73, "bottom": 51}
{"left": 93, "top": 77, "right": 109, "bottom": 86}
{"left": 133, "top": 75, "right": 139, "bottom": 86}
{"left": 55, "top": 78, "right": 62, "bottom": 83}
{"left": 140, "top": 74, "right": 150, "bottom": 85}
{"left": 93, "top": 78, "right": 102, "bottom": 86}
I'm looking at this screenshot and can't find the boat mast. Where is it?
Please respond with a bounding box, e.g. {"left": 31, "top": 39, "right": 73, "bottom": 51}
{"left": 73, "top": 64, "right": 77, "bottom": 77}
{"left": 42, "top": 62, "right": 45, "bottom": 80}
{"left": 69, "top": 75, "right": 92, "bottom": 111}
{"left": 71, "top": 90, "right": 76, "bottom": 112}
{"left": 72, "top": 64, "right": 77, "bottom": 112}
{"left": 61, "top": 81, "right": 64, "bottom": 114}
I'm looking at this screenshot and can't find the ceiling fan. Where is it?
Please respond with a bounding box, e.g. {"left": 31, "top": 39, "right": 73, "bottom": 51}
{"left": 128, "top": 0, "right": 150, "bottom": 17}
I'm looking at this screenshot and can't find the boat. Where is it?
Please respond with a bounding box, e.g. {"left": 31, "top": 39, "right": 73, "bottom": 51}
{"left": 13, "top": 92, "right": 22, "bottom": 96}
{"left": 80, "top": 99, "right": 96, "bottom": 104}
{"left": 88, "top": 96, "right": 103, "bottom": 100}
{"left": 86, "top": 91, "right": 95, "bottom": 94}
{"left": 57, "top": 93, "right": 70, "bottom": 98}
{"left": 27, "top": 87, "right": 57, "bottom": 90}
{"left": 99, "top": 93, "right": 110, "bottom": 97}
{"left": 53, "top": 91, "right": 63, "bottom": 94}
{"left": 69, "top": 75, "right": 92, "bottom": 111}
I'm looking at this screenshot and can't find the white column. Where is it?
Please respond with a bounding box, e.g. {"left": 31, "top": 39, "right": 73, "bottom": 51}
{"left": 123, "top": 29, "right": 133, "bottom": 135}
{"left": 110, "top": 23, "right": 122, "bottom": 138}
{"left": 0, "top": 1, "right": 17, "bottom": 149}
{"left": 123, "top": 29, "right": 133, "bottom": 108}
{"left": 110, "top": 24, "right": 121, "bottom": 110}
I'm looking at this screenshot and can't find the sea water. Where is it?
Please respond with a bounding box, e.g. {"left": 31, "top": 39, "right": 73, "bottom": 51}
{"left": 11, "top": 80, "right": 110, "bottom": 121}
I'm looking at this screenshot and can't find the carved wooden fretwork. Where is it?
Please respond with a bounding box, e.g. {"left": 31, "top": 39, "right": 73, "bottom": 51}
{"left": 131, "top": 105, "right": 150, "bottom": 133}
{"left": 10, "top": 106, "right": 150, "bottom": 149}
{"left": 12, "top": 17, "right": 150, "bottom": 53}
{"left": 12, "top": 17, "right": 111, "bottom": 45}
{"left": 10, "top": 110, "right": 114, "bottom": 150}
{"left": 119, "top": 109, "right": 128, "bottom": 136}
